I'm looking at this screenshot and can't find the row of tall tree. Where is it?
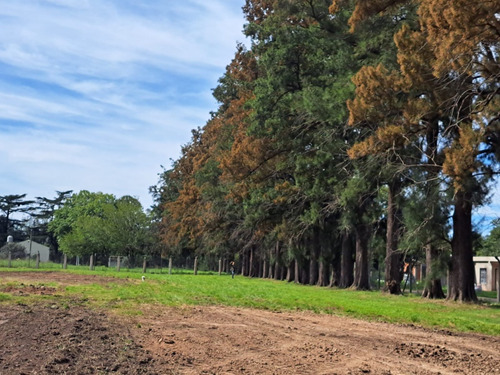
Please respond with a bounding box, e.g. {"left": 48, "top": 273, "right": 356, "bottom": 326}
{"left": 154, "top": 0, "right": 500, "bottom": 301}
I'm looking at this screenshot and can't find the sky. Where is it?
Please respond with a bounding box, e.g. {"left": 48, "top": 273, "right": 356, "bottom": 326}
{"left": 0, "top": 0, "right": 247, "bottom": 210}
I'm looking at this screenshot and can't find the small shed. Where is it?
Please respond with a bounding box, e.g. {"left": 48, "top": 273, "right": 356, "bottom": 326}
{"left": 18, "top": 240, "right": 50, "bottom": 262}
{"left": 473, "top": 256, "right": 499, "bottom": 292}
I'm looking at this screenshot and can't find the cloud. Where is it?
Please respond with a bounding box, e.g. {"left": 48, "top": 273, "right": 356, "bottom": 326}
{"left": 0, "top": 0, "right": 246, "bottom": 208}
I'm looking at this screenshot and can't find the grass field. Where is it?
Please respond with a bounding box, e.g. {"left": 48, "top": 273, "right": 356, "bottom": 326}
{"left": 477, "top": 290, "right": 498, "bottom": 299}
{"left": 1, "top": 265, "right": 499, "bottom": 336}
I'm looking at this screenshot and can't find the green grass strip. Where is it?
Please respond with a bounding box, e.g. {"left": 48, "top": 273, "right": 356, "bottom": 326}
{"left": 1, "top": 268, "right": 499, "bottom": 336}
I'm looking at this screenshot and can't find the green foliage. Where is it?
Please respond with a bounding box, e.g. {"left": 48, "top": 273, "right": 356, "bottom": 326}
{"left": 478, "top": 219, "right": 500, "bottom": 256}
{"left": 152, "top": 0, "right": 500, "bottom": 300}
{"left": 49, "top": 191, "right": 152, "bottom": 260}
{"left": 0, "top": 194, "right": 35, "bottom": 242}
{"left": 0, "top": 243, "right": 26, "bottom": 259}
{"left": 49, "top": 190, "right": 115, "bottom": 238}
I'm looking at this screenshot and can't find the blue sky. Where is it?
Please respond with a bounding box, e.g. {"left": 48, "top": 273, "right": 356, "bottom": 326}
{"left": 0, "top": 0, "right": 247, "bottom": 209}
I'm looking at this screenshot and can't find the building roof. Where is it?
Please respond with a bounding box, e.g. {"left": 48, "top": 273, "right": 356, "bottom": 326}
{"left": 17, "top": 240, "right": 50, "bottom": 253}
{"left": 473, "top": 256, "right": 500, "bottom": 263}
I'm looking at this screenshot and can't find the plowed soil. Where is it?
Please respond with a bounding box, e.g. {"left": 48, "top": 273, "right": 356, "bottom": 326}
{"left": 0, "top": 272, "right": 499, "bottom": 375}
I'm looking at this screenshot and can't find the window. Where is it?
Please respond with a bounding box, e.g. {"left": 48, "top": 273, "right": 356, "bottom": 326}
{"left": 480, "top": 268, "right": 487, "bottom": 284}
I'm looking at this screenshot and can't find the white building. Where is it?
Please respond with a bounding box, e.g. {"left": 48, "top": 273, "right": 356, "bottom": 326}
{"left": 473, "top": 256, "right": 499, "bottom": 292}
{"left": 18, "top": 240, "right": 50, "bottom": 262}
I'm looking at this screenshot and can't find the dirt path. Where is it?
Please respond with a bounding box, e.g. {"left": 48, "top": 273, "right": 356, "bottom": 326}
{"left": 132, "top": 306, "right": 500, "bottom": 375}
{"left": 1, "top": 271, "right": 499, "bottom": 374}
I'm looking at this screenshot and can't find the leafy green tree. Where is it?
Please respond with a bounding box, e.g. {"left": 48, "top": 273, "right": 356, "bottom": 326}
{"left": 57, "top": 215, "right": 105, "bottom": 257}
{"left": 49, "top": 191, "right": 115, "bottom": 239}
{"left": 50, "top": 191, "right": 115, "bottom": 259}
{"left": 104, "top": 196, "right": 152, "bottom": 266}
{"left": 479, "top": 220, "right": 500, "bottom": 257}
{"left": 50, "top": 191, "right": 151, "bottom": 264}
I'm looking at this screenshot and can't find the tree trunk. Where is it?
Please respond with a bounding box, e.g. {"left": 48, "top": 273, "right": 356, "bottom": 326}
{"left": 294, "top": 257, "right": 300, "bottom": 283}
{"left": 309, "top": 258, "right": 318, "bottom": 284}
{"left": 286, "top": 260, "right": 294, "bottom": 282}
{"left": 384, "top": 180, "right": 402, "bottom": 294}
{"left": 421, "top": 116, "right": 445, "bottom": 299}
{"left": 448, "top": 191, "right": 477, "bottom": 302}
{"left": 257, "top": 256, "right": 262, "bottom": 278}
{"left": 300, "top": 262, "right": 309, "bottom": 285}
{"left": 330, "top": 258, "right": 340, "bottom": 287}
{"left": 353, "top": 224, "right": 370, "bottom": 290}
{"left": 309, "top": 231, "right": 319, "bottom": 285}
{"left": 263, "top": 258, "right": 267, "bottom": 278}
{"left": 318, "top": 233, "right": 332, "bottom": 287}
{"left": 421, "top": 244, "right": 445, "bottom": 299}
{"left": 274, "top": 241, "right": 280, "bottom": 280}
{"left": 328, "top": 268, "right": 335, "bottom": 287}
{"left": 246, "top": 250, "right": 250, "bottom": 276}
{"left": 339, "top": 231, "right": 354, "bottom": 288}
{"left": 329, "top": 231, "right": 341, "bottom": 287}
{"left": 317, "top": 261, "right": 325, "bottom": 286}
{"left": 274, "top": 264, "right": 280, "bottom": 280}
{"left": 249, "top": 247, "right": 254, "bottom": 277}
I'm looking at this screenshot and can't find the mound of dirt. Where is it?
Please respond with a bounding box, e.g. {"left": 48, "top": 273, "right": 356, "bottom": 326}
{"left": 0, "top": 303, "right": 168, "bottom": 374}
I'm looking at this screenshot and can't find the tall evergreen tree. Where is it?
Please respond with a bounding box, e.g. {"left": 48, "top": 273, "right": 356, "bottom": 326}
{"left": 0, "top": 194, "right": 35, "bottom": 242}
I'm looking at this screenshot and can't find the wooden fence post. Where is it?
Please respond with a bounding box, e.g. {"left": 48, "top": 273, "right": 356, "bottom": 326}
{"left": 495, "top": 257, "right": 500, "bottom": 303}
{"left": 8, "top": 251, "right": 11, "bottom": 268}
{"left": 89, "top": 254, "right": 94, "bottom": 270}
{"left": 194, "top": 256, "right": 198, "bottom": 275}
{"left": 446, "top": 269, "right": 450, "bottom": 299}
{"left": 218, "top": 258, "right": 222, "bottom": 275}
{"left": 116, "top": 256, "right": 121, "bottom": 272}
{"left": 36, "top": 252, "right": 40, "bottom": 269}
{"left": 497, "top": 269, "right": 499, "bottom": 303}
{"left": 63, "top": 254, "right": 68, "bottom": 269}
{"left": 168, "top": 257, "right": 172, "bottom": 275}
{"left": 142, "top": 256, "right": 147, "bottom": 274}
{"left": 497, "top": 268, "right": 499, "bottom": 303}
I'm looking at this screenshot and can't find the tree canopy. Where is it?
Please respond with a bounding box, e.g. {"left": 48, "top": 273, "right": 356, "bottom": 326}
{"left": 49, "top": 191, "right": 151, "bottom": 263}
{"left": 150, "top": 0, "right": 500, "bottom": 301}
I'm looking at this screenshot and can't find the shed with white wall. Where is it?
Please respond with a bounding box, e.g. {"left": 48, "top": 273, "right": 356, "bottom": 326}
{"left": 18, "top": 240, "right": 50, "bottom": 262}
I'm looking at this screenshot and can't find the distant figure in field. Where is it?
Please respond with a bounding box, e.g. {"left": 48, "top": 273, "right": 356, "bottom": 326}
{"left": 230, "top": 261, "right": 235, "bottom": 279}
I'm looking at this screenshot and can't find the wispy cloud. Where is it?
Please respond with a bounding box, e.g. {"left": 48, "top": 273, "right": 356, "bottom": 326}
{"left": 0, "top": 0, "right": 246, "bottom": 208}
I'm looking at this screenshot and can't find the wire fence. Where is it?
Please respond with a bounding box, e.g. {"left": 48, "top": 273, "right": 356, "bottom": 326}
{"left": 0, "top": 253, "right": 434, "bottom": 295}
{"left": 0, "top": 253, "right": 234, "bottom": 277}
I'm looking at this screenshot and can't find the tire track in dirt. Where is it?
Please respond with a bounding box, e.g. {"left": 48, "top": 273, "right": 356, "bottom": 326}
{"left": 131, "top": 305, "right": 500, "bottom": 374}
